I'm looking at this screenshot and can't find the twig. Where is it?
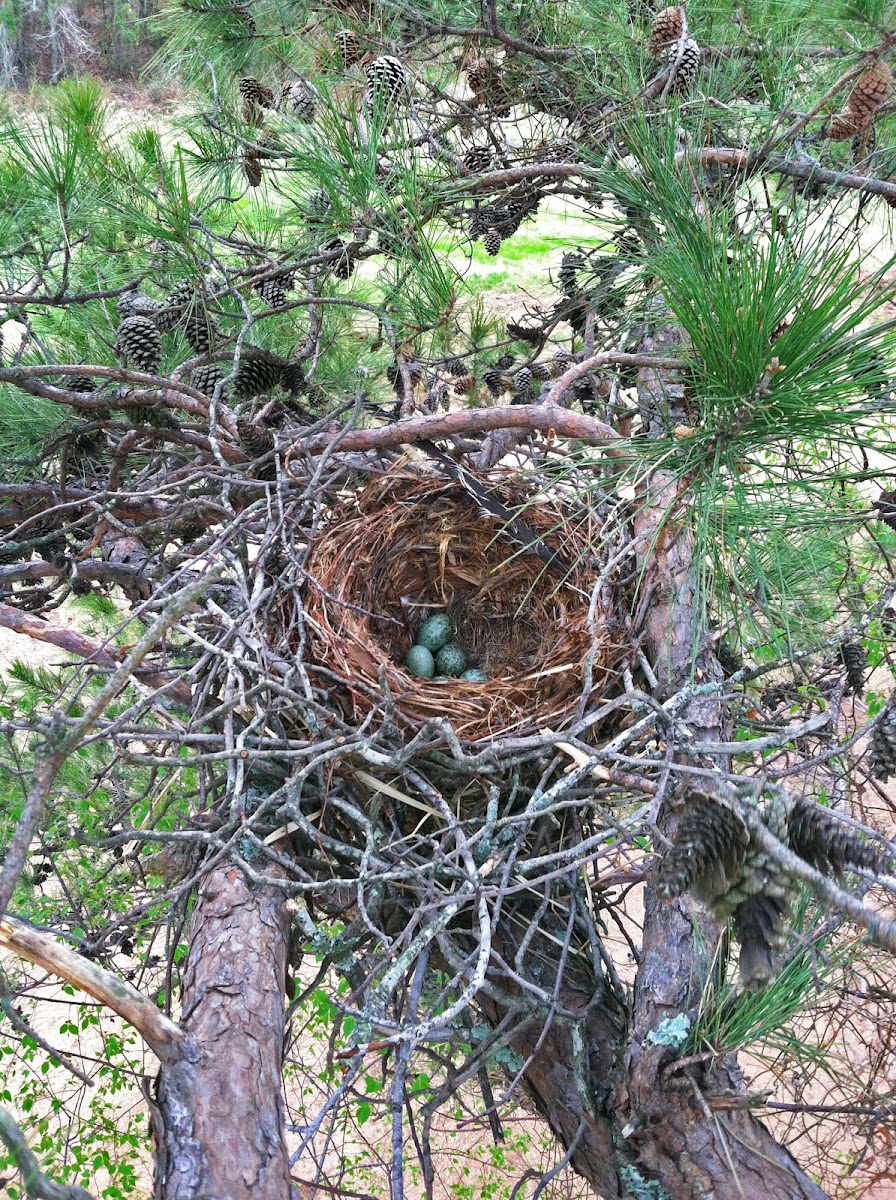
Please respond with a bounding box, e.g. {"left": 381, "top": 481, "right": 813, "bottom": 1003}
{"left": 0, "top": 1106, "right": 95, "bottom": 1200}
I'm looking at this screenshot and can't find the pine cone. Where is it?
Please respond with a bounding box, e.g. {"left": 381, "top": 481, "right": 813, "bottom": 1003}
{"left": 869, "top": 704, "right": 896, "bottom": 781}
{"left": 121, "top": 401, "right": 155, "bottom": 426}
{"left": 280, "top": 78, "right": 318, "bottom": 122}
{"left": 463, "top": 146, "right": 493, "bottom": 172}
{"left": 156, "top": 280, "right": 193, "bottom": 332}
{"left": 335, "top": 29, "right": 364, "bottom": 69}
{"left": 840, "top": 640, "right": 867, "bottom": 697}
{"left": 233, "top": 355, "right": 284, "bottom": 398}
{"left": 387, "top": 359, "right": 422, "bottom": 398}
{"left": 648, "top": 6, "right": 684, "bottom": 55}
{"left": 243, "top": 146, "right": 263, "bottom": 186}
{"left": 465, "top": 55, "right": 510, "bottom": 115}
{"left": 183, "top": 307, "right": 220, "bottom": 355}
{"left": 733, "top": 894, "right": 789, "bottom": 991}
{"left": 787, "top": 796, "right": 887, "bottom": 877}
{"left": 511, "top": 367, "right": 534, "bottom": 404}
{"left": 238, "top": 415, "right": 275, "bottom": 457}
{"left": 465, "top": 58, "right": 488, "bottom": 106}
{"left": 712, "top": 793, "right": 797, "bottom": 925}
{"left": 828, "top": 62, "right": 893, "bottom": 139}
{"left": 118, "top": 290, "right": 160, "bottom": 321}
{"left": 322, "top": 237, "right": 357, "bottom": 279}
{"left": 551, "top": 347, "right": 575, "bottom": 374}
{"left": 487, "top": 197, "right": 530, "bottom": 237}
{"left": 657, "top": 793, "right": 750, "bottom": 904}
{"left": 467, "top": 209, "right": 486, "bottom": 242}
{"left": 875, "top": 487, "right": 896, "bottom": 530}
{"left": 483, "top": 227, "right": 501, "bottom": 256}
{"left": 364, "top": 56, "right": 408, "bottom": 112}
{"left": 66, "top": 375, "right": 96, "bottom": 393}
{"left": 422, "top": 381, "right": 450, "bottom": 413}
{"left": 239, "top": 76, "right": 275, "bottom": 125}
{"left": 667, "top": 36, "right": 701, "bottom": 93}
{"left": 482, "top": 367, "right": 505, "bottom": 397}
{"left": 254, "top": 278, "right": 287, "bottom": 308}
{"left": 849, "top": 61, "right": 893, "bottom": 123}
{"left": 828, "top": 112, "right": 867, "bottom": 140}
{"left": 558, "top": 252, "right": 582, "bottom": 298}
{"left": 530, "top": 362, "right": 551, "bottom": 382}
{"left": 190, "top": 365, "right": 227, "bottom": 396}
{"left": 442, "top": 356, "right": 465, "bottom": 376}
{"left": 281, "top": 361, "right": 306, "bottom": 396}
{"left": 852, "top": 122, "right": 877, "bottom": 165}
{"left": 506, "top": 319, "right": 543, "bottom": 346}
{"left": 116, "top": 316, "right": 162, "bottom": 374}
{"left": 717, "top": 641, "right": 743, "bottom": 677}
{"left": 307, "top": 189, "right": 332, "bottom": 227}
{"left": 231, "top": 4, "right": 256, "bottom": 31}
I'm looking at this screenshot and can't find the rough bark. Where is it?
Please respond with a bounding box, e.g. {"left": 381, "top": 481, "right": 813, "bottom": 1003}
{"left": 492, "top": 327, "right": 832, "bottom": 1200}
{"left": 617, "top": 327, "right": 830, "bottom": 1199}
{"left": 154, "top": 864, "right": 295, "bottom": 1200}
{"left": 479, "top": 910, "right": 627, "bottom": 1199}
{"left": 620, "top": 885, "right": 829, "bottom": 1200}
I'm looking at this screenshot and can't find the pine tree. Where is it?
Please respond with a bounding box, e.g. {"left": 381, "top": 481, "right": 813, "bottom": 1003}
{"left": 2, "top": 13, "right": 896, "bottom": 1200}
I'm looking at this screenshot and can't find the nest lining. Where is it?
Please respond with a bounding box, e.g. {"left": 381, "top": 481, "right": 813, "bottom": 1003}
{"left": 299, "top": 469, "right": 619, "bottom": 742}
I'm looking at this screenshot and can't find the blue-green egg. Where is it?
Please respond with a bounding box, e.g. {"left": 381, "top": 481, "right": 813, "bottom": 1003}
{"left": 460, "top": 668, "right": 489, "bottom": 682}
{"left": 417, "top": 614, "right": 454, "bottom": 653}
{"left": 404, "top": 645, "right": 435, "bottom": 679}
{"left": 435, "top": 643, "right": 468, "bottom": 677}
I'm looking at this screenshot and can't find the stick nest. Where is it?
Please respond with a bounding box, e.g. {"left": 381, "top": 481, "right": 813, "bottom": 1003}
{"left": 299, "top": 468, "right": 620, "bottom": 743}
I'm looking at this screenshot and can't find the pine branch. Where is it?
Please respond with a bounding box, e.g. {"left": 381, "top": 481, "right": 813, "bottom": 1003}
{"left": 0, "top": 916, "right": 184, "bottom": 1064}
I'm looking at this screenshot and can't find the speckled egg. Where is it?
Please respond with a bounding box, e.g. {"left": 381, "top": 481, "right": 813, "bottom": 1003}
{"left": 417, "top": 614, "right": 454, "bottom": 653}
{"left": 435, "top": 643, "right": 468, "bottom": 677}
{"left": 405, "top": 645, "right": 435, "bottom": 679}
{"left": 460, "top": 668, "right": 489, "bottom": 682}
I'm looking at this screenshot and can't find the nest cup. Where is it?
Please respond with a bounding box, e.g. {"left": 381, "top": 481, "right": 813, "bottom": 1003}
{"left": 301, "top": 469, "right": 619, "bottom": 743}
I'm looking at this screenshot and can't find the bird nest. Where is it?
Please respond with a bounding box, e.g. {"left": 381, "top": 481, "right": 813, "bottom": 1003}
{"left": 299, "top": 468, "right": 620, "bottom": 744}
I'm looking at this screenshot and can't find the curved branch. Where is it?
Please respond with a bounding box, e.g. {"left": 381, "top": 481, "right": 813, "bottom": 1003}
{"left": 0, "top": 560, "right": 146, "bottom": 586}
{"left": 684, "top": 147, "right": 896, "bottom": 202}
{"left": 0, "top": 602, "right": 192, "bottom": 706}
{"left": 296, "top": 403, "right": 621, "bottom": 458}
{"left": 0, "top": 916, "right": 184, "bottom": 1063}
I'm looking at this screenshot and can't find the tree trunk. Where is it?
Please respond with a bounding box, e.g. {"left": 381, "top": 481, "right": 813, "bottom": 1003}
{"left": 153, "top": 864, "right": 295, "bottom": 1200}
{"left": 479, "top": 907, "right": 627, "bottom": 1200}
{"left": 619, "top": 886, "right": 830, "bottom": 1200}
{"left": 494, "top": 329, "right": 832, "bottom": 1199}
{"left": 617, "top": 330, "right": 830, "bottom": 1198}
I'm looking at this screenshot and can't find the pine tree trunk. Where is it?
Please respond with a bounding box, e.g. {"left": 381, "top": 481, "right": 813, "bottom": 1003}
{"left": 153, "top": 864, "right": 295, "bottom": 1200}
{"left": 491, "top": 329, "right": 832, "bottom": 1199}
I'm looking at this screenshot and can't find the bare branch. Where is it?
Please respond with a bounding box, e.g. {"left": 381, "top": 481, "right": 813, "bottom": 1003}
{"left": 0, "top": 916, "right": 184, "bottom": 1061}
